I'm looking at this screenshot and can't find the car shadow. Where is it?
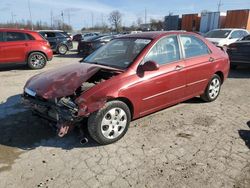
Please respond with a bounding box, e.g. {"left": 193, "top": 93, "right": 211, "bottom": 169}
{"left": 183, "top": 97, "right": 204, "bottom": 104}
{"left": 0, "top": 64, "right": 29, "bottom": 72}
{"left": 238, "top": 121, "right": 250, "bottom": 149}
{"left": 229, "top": 67, "right": 250, "bottom": 79}
{"left": 0, "top": 94, "right": 99, "bottom": 151}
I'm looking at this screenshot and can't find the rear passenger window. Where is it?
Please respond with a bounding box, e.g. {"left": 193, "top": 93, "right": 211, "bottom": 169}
{"left": 180, "top": 35, "right": 210, "bottom": 58}
{"left": 0, "top": 32, "right": 4, "bottom": 42}
{"left": 144, "top": 36, "right": 181, "bottom": 65}
{"left": 6, "top": 32, "right": 26, "bottom": 41}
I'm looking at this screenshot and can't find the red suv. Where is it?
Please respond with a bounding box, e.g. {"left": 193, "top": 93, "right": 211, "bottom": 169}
{"left": 23, "top": 31, "right": 229, "bottom": 145}
{"left": 0, "top": 28, "right": 53, "bottom": 69}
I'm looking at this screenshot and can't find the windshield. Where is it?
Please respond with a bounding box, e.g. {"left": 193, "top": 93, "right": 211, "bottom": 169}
{"left": 83, "top": 38, "right": 152, "bottom": 69}
{"left": 205, "top": 30, "right": 231, "bottom": 38}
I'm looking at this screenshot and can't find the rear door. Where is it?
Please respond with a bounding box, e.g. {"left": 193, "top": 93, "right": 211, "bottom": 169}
{"left": 1, "top": 31, "right": 28, "bottom": 63}
{"left": 180, "top": 35, "right": 214, "bottom": 98}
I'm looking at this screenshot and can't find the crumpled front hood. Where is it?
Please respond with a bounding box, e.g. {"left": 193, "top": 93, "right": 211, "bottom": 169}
{"left": 24, "top": 63, "right": 101, "bottom": 99}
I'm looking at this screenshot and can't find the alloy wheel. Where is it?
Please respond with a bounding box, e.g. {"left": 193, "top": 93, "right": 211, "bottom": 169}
{"left": 30, "top": 54, "right": 46, "bottom": 69}
{"left": 208, "top": 78, "right": 220, "bottom": 99}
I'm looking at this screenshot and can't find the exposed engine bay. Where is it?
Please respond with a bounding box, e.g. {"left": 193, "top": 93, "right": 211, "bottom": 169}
{"left": 22, "top": 68, "right": 120, "bottom": 139}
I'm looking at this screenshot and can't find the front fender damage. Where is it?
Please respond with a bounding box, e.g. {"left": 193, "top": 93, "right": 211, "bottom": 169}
{"left": 22, "top": 66, "right": 120, "bottom": 138}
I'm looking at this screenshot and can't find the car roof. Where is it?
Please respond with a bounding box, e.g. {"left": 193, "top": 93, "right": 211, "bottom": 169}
{"left": 0, "top": 28, "right": 37, "bottom": 34}
{"left": 118, "top": 31, "right": 193, "bottom": 40}
{"left": 37, "top": 30, "right": 65, "bottom": 32}
{"left": 210, "top": 28, "right": 248, "bottom": 31}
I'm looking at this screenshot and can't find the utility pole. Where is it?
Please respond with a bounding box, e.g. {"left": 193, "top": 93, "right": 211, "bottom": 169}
{"left": 91, "top": 12, "right": 94, "bottom": 28}
{"left": 11, "top": 12, "right": 16, "bottom": 23}
{"left": 50, "top": 10, "right": 53, "bottom": 28}
{"left": 28, "top": 0, "right": 33, "bottom": 30}
{"left": 61, "top": 11, "right": 64, "bottom": 30}
{"left": 145, "top": 8, "right": 147, "bottom": 24}
{"left": 217, "top": 0, "right": 223, "bottom": 12}
{"left": 68, "top": 11, "right": 71, "bottom": 26}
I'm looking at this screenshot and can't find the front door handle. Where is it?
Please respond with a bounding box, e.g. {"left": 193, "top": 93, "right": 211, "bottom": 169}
{"left": 175, "top": 65, "right": 184, "bottom": 71}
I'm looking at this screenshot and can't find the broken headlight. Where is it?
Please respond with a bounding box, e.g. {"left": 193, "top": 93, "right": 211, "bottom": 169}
{"left": 57, "top": 97, "right": 78, "bottom": 113}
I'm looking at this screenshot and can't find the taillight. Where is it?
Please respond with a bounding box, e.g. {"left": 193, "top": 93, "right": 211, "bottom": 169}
{"left": 42, "top": 40, "right": 51, "bottom": 48}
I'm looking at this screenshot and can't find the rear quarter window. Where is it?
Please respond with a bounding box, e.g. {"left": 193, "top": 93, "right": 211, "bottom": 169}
{"left": 25, "top": 33, "right": 35, "bottom": 40}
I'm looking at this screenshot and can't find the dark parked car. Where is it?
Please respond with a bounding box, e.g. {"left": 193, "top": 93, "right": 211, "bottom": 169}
{"left": 73, "top": 33, "right": 99, "bottom": 42}
{"left": 23, "top": 31, "right": 229, "bottom": 145}
{"left": 227, "top": 35, "right": 250, "bottom": 69}
{"left": 77, "top": 35, "right": 114, "bottom": 57}
{"left": 0, "top": 28, "right": 53, "bottom": 69}
{"left": 38, "top": 30, "right": 73, "bottom": 55}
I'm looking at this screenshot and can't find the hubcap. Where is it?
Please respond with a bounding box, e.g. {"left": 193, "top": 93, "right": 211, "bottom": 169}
{"left": 208, "top": 78, "right": 220, "bottom": 99}
{"left": 101, "top": 108, "right": 127, "bottom": 139}
{"left": 59, "top": 46, "right": 67, "bottom": 54}
{"left": 30, "top": 54, "right": 45, "bottom": 68}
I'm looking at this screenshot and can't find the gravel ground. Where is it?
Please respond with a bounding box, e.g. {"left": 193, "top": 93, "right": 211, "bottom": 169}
{"left": 0, "top": 44, "right": 249, "bottom": 188}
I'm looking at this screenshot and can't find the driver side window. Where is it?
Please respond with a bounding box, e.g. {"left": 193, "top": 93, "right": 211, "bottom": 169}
{"left": 144, "top": 36, "right": 180, "bottom": 65}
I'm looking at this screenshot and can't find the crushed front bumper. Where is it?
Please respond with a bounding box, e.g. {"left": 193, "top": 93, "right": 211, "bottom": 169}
{"left": 22, "top": 92, "right": 83, "bottom": 137}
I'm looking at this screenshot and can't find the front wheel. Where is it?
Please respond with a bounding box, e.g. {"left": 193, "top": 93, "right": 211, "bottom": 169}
{"left": 201, "top": 74, "right": 222, "bottom": 102}
{"left": 88, "top": 101, "right": 131, "bottom": 145}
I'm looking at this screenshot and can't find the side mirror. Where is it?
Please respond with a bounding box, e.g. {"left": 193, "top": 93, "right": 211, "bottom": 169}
{"left": 141, "top": 61, "right": 159, "bottom": 71}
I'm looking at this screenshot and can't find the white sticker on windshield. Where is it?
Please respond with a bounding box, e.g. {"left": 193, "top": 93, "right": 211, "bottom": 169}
{"left": 135, "top": 39, "right": 151, "bottom": 44}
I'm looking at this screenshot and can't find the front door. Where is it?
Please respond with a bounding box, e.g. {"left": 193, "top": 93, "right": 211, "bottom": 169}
{"left": 132, "top": 35, "right": 186, "bottom": 116}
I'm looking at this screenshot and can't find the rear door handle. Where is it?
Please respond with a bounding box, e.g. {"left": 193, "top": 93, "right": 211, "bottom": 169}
{"left": 175, "top": 65, "right": 184, "bottom": 71}
{"left": 209, "top": 57, "right": 215, "bottom": 62}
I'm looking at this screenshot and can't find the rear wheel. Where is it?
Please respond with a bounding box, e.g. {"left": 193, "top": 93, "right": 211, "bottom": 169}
{"left": 27, "top": 52, "right": 47, "bottom": 69}
{"left": 201, "top": 74, "right": 221, "bottom": 102}
{"left": 57, "top": 44, "right": 68, "bottom": 55}
{"left": 88, "top": 101, "right": 131, "bottom": 145}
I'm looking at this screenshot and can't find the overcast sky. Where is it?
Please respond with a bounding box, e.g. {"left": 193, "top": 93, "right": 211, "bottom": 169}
{"left": 0, "top": 0, "right": 249, "bottom": 30}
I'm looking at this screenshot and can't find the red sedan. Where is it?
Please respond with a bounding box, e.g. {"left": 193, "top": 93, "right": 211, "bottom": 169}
{"left": 23, "top": 31, "right": 229, "bottom": 144}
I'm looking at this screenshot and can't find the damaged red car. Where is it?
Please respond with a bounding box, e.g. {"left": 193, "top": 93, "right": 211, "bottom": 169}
{"left": 22, "top": 31, "right": 229, "bottom": 145}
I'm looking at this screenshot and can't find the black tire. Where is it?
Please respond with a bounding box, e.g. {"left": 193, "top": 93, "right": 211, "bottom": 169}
{"left": 88, "top": 101, "right": 131, "bottom": 145}
{"left": 201, "top": 74, "right": 222, "bottom": 102}
{"left": 27, "top": 52, "right": 47, "bottom": 69}
{"left": 57, "top": 44, "right": 68, "bottom": 55}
